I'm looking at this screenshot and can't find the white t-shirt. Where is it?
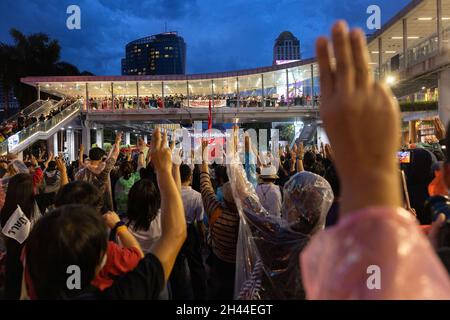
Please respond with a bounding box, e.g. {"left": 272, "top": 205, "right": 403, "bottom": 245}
{"left": 181, "top": 186, "right": 204, "bottom": 225}
{"left": 124, "top": 211, "right": 162, "bottom": 254}
{"left": 256, "top": 183, "right": 282, "bottom": 218}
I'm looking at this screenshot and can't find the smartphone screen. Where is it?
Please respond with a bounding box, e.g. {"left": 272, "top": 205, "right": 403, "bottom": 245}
{"left": 398, "top": 151, "right": 411, "bottom": 164}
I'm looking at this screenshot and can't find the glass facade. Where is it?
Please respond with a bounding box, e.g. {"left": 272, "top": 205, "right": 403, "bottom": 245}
{"left": 0, "top": 80, "right": 20, "bottom": 120}
{"left": 28, "top": 60, "right": 320, "bottom": 111}
{"left": 122, "top": 32, "right": 186, "bottom": 76}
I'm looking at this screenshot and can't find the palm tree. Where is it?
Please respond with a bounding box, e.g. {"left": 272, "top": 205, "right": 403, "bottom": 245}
{"left": 54, "top": 62, "right": 80, "bottom": 76}
{"left": 0, "top": 28, "right": 93, "bottom": 115}
{"left": 7, "top": 28, "right": 62, "bottom": 108}
{"left": 9, "top": 28, "right": 60, "bottom": 76}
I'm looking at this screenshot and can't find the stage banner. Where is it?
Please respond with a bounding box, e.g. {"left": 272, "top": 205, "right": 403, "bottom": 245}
{"left": 185, "top": 99, "right": 227, "bottom": 108}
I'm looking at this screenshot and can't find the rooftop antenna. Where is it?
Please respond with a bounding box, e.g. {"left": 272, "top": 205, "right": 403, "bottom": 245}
{"left": 165, "top": 22, "right": 167, "bottom": 33}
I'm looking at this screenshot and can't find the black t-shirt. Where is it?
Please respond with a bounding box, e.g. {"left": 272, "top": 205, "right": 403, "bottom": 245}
{"left": 70, "top": 253, "right": 164, "bottom": 300}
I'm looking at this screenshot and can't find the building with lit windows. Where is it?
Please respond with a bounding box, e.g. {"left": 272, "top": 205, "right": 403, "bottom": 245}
{"left": 0, "top": 80, "right": 20, "bottom": 121}
{"left": 273, "top": 31, "right": 301, "bottom": 65}
{"left": 121, "top": 32, "right": 186, "bottom": 76}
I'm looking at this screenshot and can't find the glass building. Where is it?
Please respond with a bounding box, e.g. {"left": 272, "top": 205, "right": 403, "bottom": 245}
{"left": 273, "top": 31, "right": 301, "bottom": 65}
{"left": 26, "top": 58, "right": 320, "bottom": 110}
{"left": 121, "top": 32, "right": 186, "bottom": 76}
{"left": 0, "top": 80, "right": 20, "bottom": 121}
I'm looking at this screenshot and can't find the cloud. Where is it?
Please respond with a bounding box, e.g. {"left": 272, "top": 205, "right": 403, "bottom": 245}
{"left": 0, "top": 0, "right": 411, "bottom": 75}
{"left": 97, "top": 0, "right": 199, "bottom": 20}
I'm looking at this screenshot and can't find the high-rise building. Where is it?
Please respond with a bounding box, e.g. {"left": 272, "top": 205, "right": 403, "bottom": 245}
{"left": 121, "top": 58, "right": 127, "bottom": 75}
{"left": 0, "top": 80, "right": 19, "bottom": 120}
{"left": 121, "top": 32, "right": 186, "bottom": 75}
{"left": 273, "top": 31, "right": 301, "bottom": 65}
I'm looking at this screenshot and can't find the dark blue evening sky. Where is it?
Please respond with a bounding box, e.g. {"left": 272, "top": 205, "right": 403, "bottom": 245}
{"left": 0, "top": 0, "right": 410, "bottom": 75}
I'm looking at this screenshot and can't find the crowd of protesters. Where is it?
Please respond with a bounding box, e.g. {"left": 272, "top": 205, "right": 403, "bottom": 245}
{"left": 0, "top": 98, "right": 76, "bottom": 143}
{"left": 0, "top": 21, "right": 449, "bottom": 300}
{"left": 87, "top": 93, "right": 320, "bottom": 111}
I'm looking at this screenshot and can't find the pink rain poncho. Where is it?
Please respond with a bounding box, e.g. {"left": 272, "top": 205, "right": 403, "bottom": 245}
{"left": 300, "top": 207, "right": 450, "bottom": 299}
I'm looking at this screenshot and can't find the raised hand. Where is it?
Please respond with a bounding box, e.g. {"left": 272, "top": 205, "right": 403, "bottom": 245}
{"left": 103, "top": 211, "right": 121, "bottom": 229}
{"left": 201, "top": 139, "right": 209, "bottom": 162}
{"left": 317, "top": 21, "right": 401, "bottom": 214}
{"left": 138, "top": 137, "right": 146, "bottom": 152}
{"left": 115, "top": 132, "right": 123, "bottom": 146}
{"left": 126, "top": 150, "right": 133, "bottom": 161}
{"left": 151, "top": 128, "right": 172, "bottom": 173}
{"left": 170, "top": 139, "right": 183, "bottom": 166}
{"left": 297, "top": 142, "right": 305, "bottom": 159}
{"left": 37, "top": 149, "right": 44, "bottom": 161}
{"left": 290, "top": 144, "right": 297, "bottom": 160}
{"left": 55, "top": 157, "right": 66, "bottom": 172}
{"left": 146, "top": 146, "right": 152, "bottom": 165}
{"left": 433, "top": 117, "right": 446, "bottom": 141}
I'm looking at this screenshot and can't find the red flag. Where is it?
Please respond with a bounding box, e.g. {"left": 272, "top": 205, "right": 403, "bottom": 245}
{"left": 208, "top": 99, "right": 215, "bottom": 157}
{"left": 208, "top": 99, "right": 212, "bottom": 129}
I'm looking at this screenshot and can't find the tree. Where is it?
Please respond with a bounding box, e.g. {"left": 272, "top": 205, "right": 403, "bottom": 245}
{"left": 241, "top": 122, "right": 272, "bottom": 149}
{"left": 277, "top": 124, "right": 295, "bottom": 143}
{"left": 0, "top": 28, "right": 93, "bottom": 115}
{"left": 80, "top": 71, "right": 94, "bottom": 76}
{"left": 54, "top": 62, "right": 80, "bottom": 76}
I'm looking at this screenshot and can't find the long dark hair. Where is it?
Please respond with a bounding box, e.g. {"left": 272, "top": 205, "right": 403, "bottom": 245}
{"left": 1, "top": 173, "right": 35, "bottom": 226}
{"left": 26, "top": 205, "right": 108, "bottom": 299}
{"left": 0, "top": 173, "right": 35, "bottom": 300}
{"left": 126, "top": 179, "right": 160, "bottom": 231}
{"left": 120, "top": 161, "right": 134, "bottom": 180}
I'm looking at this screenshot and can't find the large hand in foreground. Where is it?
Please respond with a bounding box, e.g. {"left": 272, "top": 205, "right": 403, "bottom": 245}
{"left": 317, "top": 21, "right": 402, "bottom": 213}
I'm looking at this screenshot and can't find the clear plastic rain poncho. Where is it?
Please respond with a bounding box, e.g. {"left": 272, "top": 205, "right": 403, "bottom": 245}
{"left": 227, "top": 155, "right": 334, "bottom": 299}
